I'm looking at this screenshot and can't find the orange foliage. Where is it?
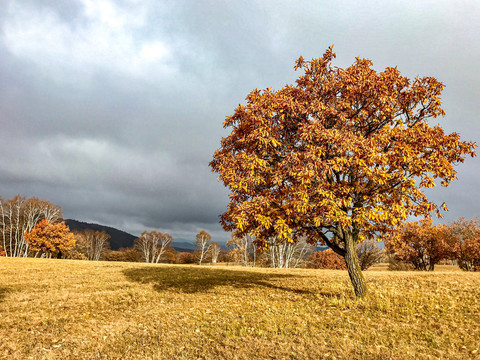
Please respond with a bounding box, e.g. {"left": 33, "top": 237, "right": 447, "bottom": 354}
{"left": 210, "top": 46, "right": 476, "bottom": 296}
{"left": 451, "top": 218, "right": 480, "bottom": 271}
{"left": 385, "top": 218, "right": 456, "bottom": 271}
{"left": 0, "top": 245, "right": 5, "bottom": 256}
{"left": 308, "top": 249, "right": 346, "bottom": 270}
{"left": 460, "top": 237, "right": 480, "bottom": 271}
{"left": 177, "top": 252, "right": 195, "bottom": 264}
{"left": 24, "top": 219, "right": 75, "bottom": 257}
{"left": 103, "top": 248, "right": 141, "bottom": 262}
{"left": 163, "top": 251, "right": 176, "bottom": 263}
{"left": 63, "top": 250, "right": 88, "bottom": 260}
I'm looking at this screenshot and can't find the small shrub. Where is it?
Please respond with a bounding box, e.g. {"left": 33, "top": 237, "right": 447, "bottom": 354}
{"left": 177, "top": 252, "right": 195, "bottom": 264}
{"left": 357, "top": 239, "right": 384, "bottom": 270}
{"left": 162, "top": 251, "right": 176, "bottom": 264}
{"left": 64, "top": 250, "right": 88, "bottom": 260}
{"left": 387, "top": 254, "right": 415, "bottom": 271}
{"left": 308, "top": 249, "right": 346, "bottom": 270}
{"left": 104, "top": 248, "right": 141, "bottom": 262}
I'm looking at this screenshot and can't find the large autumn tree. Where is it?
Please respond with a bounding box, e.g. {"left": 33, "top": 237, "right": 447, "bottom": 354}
{"left": 210, "top": 47, "right": 476, "bottom": 297}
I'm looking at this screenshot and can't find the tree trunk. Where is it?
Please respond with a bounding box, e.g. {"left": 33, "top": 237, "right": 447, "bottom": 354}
{"left": 344, "top": 234, "right": 367, "bottom": 298}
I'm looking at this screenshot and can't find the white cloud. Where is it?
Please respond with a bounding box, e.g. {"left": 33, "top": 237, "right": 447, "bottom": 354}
{"left": 2, "top": 0, "right": 175, "bottom": 83}
{"left": 139, "top": 41, "right": 170, "bottom": 63}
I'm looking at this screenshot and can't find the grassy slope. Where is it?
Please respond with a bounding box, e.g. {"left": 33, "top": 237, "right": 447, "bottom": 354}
{"left": 0, "top": 258, "right": 479, "bottom": 360}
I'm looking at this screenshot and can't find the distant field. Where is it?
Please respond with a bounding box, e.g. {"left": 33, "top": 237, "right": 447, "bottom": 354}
{"left": 0, "top": 258, "right": 479, "bottom": 359}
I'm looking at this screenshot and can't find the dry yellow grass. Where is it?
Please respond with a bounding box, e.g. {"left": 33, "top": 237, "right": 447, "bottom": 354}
{"left": 0, "top": 258, "right": 479, "bottom": 360}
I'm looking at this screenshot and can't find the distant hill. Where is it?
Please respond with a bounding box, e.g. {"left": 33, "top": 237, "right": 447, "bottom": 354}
{"left": 172, "top": 241, "right": 196, "bottom": 253}
{"left": 64, "top": 219, "right": 137, "bottom": 250}
{"left": 64, "top": 219, "right": 197, "bottom": 252}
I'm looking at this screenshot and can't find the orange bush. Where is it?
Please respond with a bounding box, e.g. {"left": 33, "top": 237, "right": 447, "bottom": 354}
{"left": 451, "top": 218, "right": 480, "bottom": 271}
{"left": 64, "top": 250, "right": 88, "bottom": 260}
{"left": 385, "top": 219, "right": 457, "bottom": 271}
{"left": 177, "top": 252, "right": 195, "bottom": 264}
{"left": 104, "top": 248, "right": 141, "bottom": 262}
{"left": 24, "top": 219, "right": 75, "bottom": 258}
{"left": 308, "top": 249, "right": 346, "bottom": 270}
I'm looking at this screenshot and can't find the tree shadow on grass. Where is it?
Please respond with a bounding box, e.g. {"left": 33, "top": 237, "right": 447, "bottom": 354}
{"left": 123, "top": 266, "right": 314, "bottom": 295}
{"left": 0, "top": 287, "right": 11, "bottom": 302}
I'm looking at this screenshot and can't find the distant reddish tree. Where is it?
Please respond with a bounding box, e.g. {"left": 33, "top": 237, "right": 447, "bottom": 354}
{"left": 459, "top": 238, "right": 480, "bottom": 271}
{"left": 450, "top": 218, "right": 480, "bottom": 271}
{"left": 308, "top": 249, "right": 347, "bottom": 270}
{"left": 0, "top": 245, "right": 5, "bottom": 256}
{"left": 24, "top": 219, "right": 75, "bottom": 258}
{"left": 163, "top": 250, "right": 176, "bottom": 263}
{"left": 104, "top": 248, "right": 141, "bottom": 262}
{"left": 177, "top": 252, "right": 195, "bottom": 264}
{"left": 63, "top": 250, "right": 88, "bottom": 260}
{"left": 385, "top": 218, "right": 456, "bottom": 271}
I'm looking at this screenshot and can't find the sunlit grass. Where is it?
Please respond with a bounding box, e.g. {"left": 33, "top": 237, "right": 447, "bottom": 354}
{"left": 0, "top": 258, "right": 479, "bottom": 359}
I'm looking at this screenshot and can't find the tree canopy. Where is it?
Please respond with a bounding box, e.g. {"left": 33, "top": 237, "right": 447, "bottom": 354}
{"left": 24, "top": 219, "right": 75, "bottom": 257}
{"left": 386, "top": 218, "right": 455, "bottom": 271}
{"left": 210, "top": 47, "right": 476, "bottom": 297}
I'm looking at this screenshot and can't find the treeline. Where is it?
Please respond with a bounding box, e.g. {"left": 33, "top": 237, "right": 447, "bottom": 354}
{"left": 102, "top": 231, "right": 318, "bottom": 268}
{"left": 385, "top": 217, "right": 480, "bottom": 272}
{"left": 0, "top": 195, "right": 318, "bottom": 267}
{"left": 310, "top": 218, "right": 480, "bottom": 272}
{"left": 1, "top": 196, "right": 478, "bottom": 271}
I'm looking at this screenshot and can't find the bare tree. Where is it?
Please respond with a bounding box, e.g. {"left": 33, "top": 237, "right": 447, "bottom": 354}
{"left": 268, "top": 236, "right": 314, "bottom": 268}
{"left": 210, "top": 241, "right": 221, "bottom": 263}
{"left": 195, "top": 230, "right": 212, "bottom": 265}
{"left": 226, "top": 235, "right": 252, "bottom": 266}
{"left": 0, "top": 196, "right": 62, "bottom": 257}
{"left": 135, "top": 231, "right": 173, "bottom": 263}
{"left": 357, "top": 238, "right": 384, "bottom": 270}
{"left": 75, "top": 230, "right": 111, "bottom": 261}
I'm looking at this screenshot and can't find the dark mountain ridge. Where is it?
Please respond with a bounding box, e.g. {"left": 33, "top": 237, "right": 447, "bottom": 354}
{"left": 64, "top": 219, "right": 196, "bottom": 252}
{"left": 64, "top": 219, "right": 137, "bottom": 250}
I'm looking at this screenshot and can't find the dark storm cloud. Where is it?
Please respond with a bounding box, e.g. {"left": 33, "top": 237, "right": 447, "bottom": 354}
{"left": 0, "top": 0, "right": 479, "bottom": 244}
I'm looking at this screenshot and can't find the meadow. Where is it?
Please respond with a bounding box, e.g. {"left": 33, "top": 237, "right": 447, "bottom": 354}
{"left": 0, "top": 258, "right": 479, "bottom": 359}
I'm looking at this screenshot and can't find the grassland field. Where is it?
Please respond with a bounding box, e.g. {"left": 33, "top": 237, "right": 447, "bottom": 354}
{"left": 0, "top": 257, "right": 479, "bottom": 359}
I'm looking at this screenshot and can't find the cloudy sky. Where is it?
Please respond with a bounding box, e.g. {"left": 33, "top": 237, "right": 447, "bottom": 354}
{"left": 0, "top": 0, "right": 479, "bottom": 244}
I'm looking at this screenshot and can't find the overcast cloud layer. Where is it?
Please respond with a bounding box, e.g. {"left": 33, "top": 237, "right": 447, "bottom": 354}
{"left": 1, "top": 0, "right": 479, "bottom": 244}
